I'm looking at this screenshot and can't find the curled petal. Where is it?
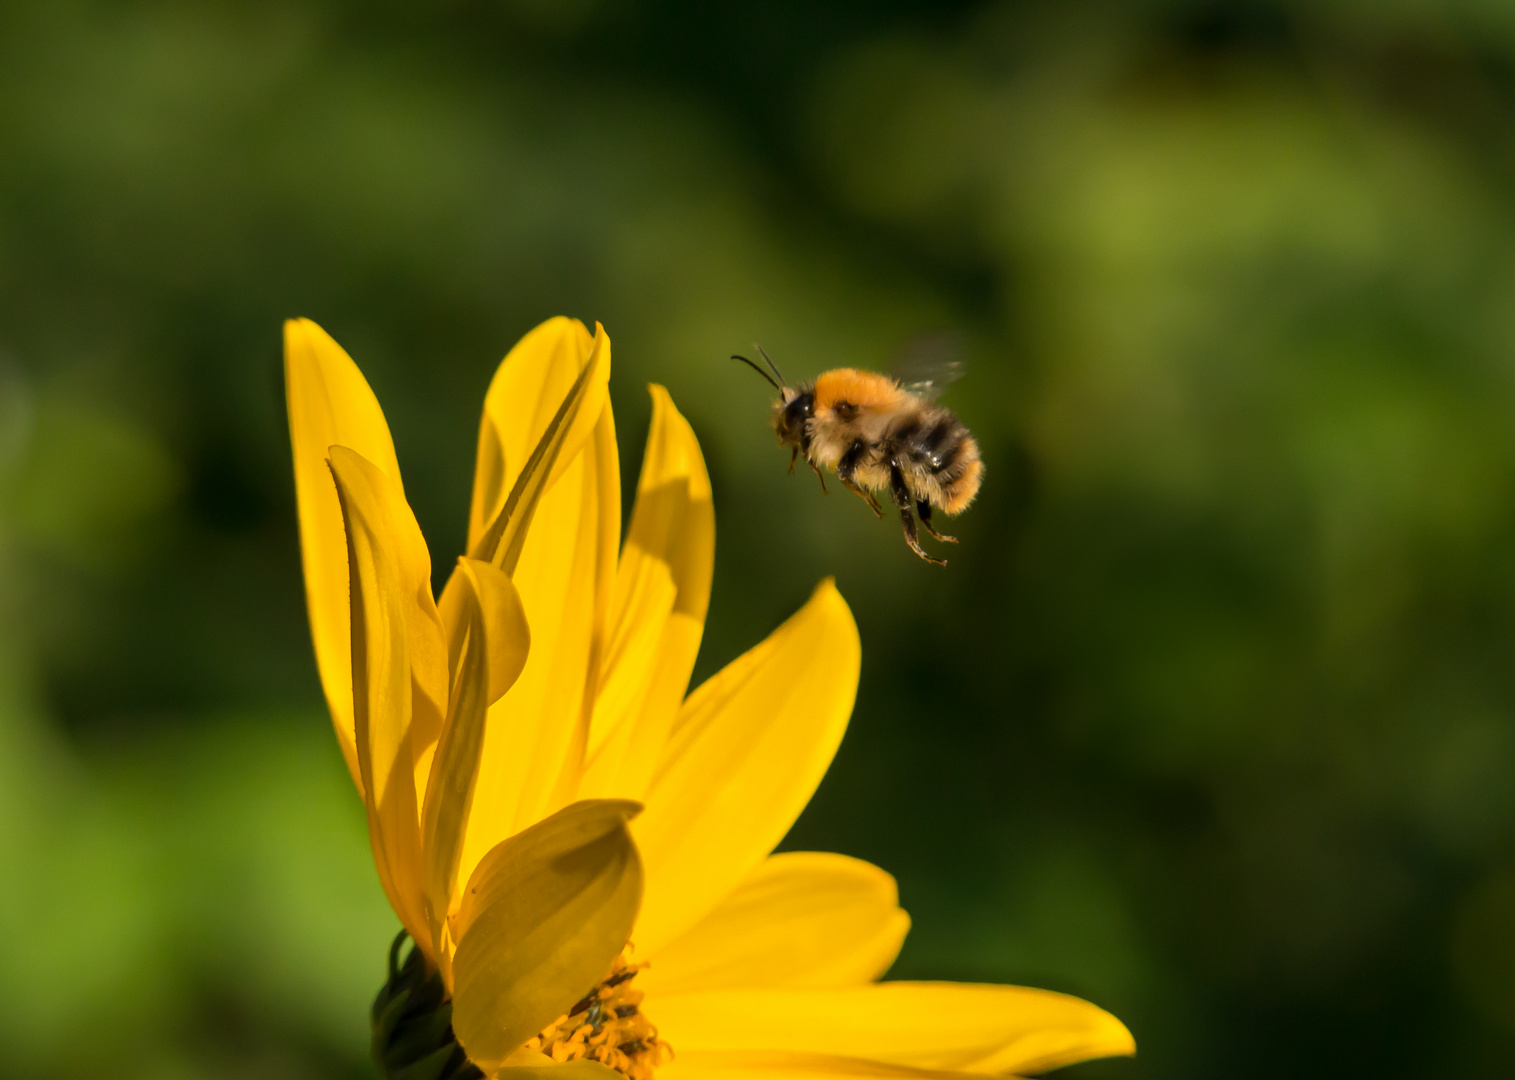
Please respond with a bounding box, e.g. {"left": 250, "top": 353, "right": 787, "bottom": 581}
{"left": 452, "top": 799, "right": 644, "bottom": 1074}
{"left": 285, "top": 318, "right": 404, "bottom": 789}
{"left": 437, "top": 557, "right": 532, "bottom": 706}
{"left": 423, "top": 558, "right": 530, "bottom": 966}
{"left": 327, "top": 445, "right": 435, "bottom": 953}
{"left": 468, "top": 318, "right": 611, "bottom": 573}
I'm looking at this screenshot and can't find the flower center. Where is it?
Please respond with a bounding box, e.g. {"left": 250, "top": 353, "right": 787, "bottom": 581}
{"left": 523, "top": 949, "right": 671, "bottom": 1080}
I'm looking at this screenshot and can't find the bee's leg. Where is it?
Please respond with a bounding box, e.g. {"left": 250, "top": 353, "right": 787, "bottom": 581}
{"left": 788, "top": 446, "right": 799, "bottom": 475}
{"left": 838, "top": 440, "right": 883, "bottom": 517}
{"left": 889, "top": 458, "right": 946, "bottom": 566}
{"left": 798, "top": 432, "right": 827, "bottom": 493}
{"left": 806, "top": 457, "right": 828, "bottom": 494}
{"left": 843, "top": 479, "right": 883, "bottom": 517}
{"left": 916, "top": 499, "right": 958, "bottom": 543}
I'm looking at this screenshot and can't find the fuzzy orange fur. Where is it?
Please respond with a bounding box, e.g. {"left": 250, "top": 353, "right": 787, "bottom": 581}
{"left": 813, "top": 369, "right": 905, "bottom": 412}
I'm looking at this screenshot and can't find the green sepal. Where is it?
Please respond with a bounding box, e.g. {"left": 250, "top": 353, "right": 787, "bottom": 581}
{"left": 372, "top": 931, "right": 484, "bottom": 1080}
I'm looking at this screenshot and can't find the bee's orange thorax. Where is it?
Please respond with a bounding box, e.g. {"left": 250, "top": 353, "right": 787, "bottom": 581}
{"left": 813, "top": 368, "right": 905, "bottom": 412}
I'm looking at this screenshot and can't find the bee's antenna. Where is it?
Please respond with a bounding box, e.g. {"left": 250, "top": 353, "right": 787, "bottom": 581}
{"left": 754, "top": 345, "right": 787, "bottom": 386}
{"left": 732, "top": 353, "right": 782, "bottom": 391}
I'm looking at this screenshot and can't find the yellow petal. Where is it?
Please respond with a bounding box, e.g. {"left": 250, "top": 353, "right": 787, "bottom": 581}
{"left": 457, "top": 409, "right": 619, "bottom": 889}
{"left": 640, "top": 853, "right": 909, "bottom": 994}
{"left": 422, "top": 558, "right": 530, "bottom": 962}
{"left": 631, "top": 580, "right": 860, "bottom": 956}
{"left": 451, "top": 799, "right": 644, "bottom": 1074}
{"left": 581, "top": 385, "right": 714, "bottom": 802}
{"left": 437, "top": 557, "right": 533, "bottom": 706}
{"left": 284, "top": 318, "right": 404, "bottom": 790}
{"left": 468, "top": 319, "right": 611, "bottom": 571}
{"left": 659, "top": 1051, "right": 985, "bottom": 1080}
{"left": 467, "top": 316, "right": 597, "bottom": 551}
{"left": 327, "top": 445, "right": 435, "bottom": 954}
{"left": 650, "top": 984, "right": 1135, "bottom": 1076}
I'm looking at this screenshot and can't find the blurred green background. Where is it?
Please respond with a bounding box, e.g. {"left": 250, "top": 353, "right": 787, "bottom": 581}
{"left": 8, "top": 0, "right": 1515, "bottom": 1076}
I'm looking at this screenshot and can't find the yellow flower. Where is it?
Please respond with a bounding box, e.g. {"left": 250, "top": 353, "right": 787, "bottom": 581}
{"left": 286, "top": 316, "right": 1135, "bottom": 1080}
{"left": 287, "top": 319, "right": 645, "bottom": 1079}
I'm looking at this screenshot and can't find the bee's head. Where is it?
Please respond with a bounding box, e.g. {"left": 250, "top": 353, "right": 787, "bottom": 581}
{"left": 772, "top": 385, "right": 814, "bottom": 447}
{"left": 734, "top": 350, "right": 810, "bottom": 445}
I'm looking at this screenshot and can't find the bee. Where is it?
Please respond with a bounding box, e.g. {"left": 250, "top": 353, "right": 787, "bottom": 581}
{"left": 734, "top": 344, "right": 982, "bottom": 565}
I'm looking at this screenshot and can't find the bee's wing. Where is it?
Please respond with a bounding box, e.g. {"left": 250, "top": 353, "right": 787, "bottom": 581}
{"left": 890, "top": 330, "right": 965, "bottom": 400}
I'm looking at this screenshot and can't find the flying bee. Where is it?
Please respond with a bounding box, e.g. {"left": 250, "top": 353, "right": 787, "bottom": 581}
{"left": 734, "top": 343, "right": 983, "bottom": 565}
